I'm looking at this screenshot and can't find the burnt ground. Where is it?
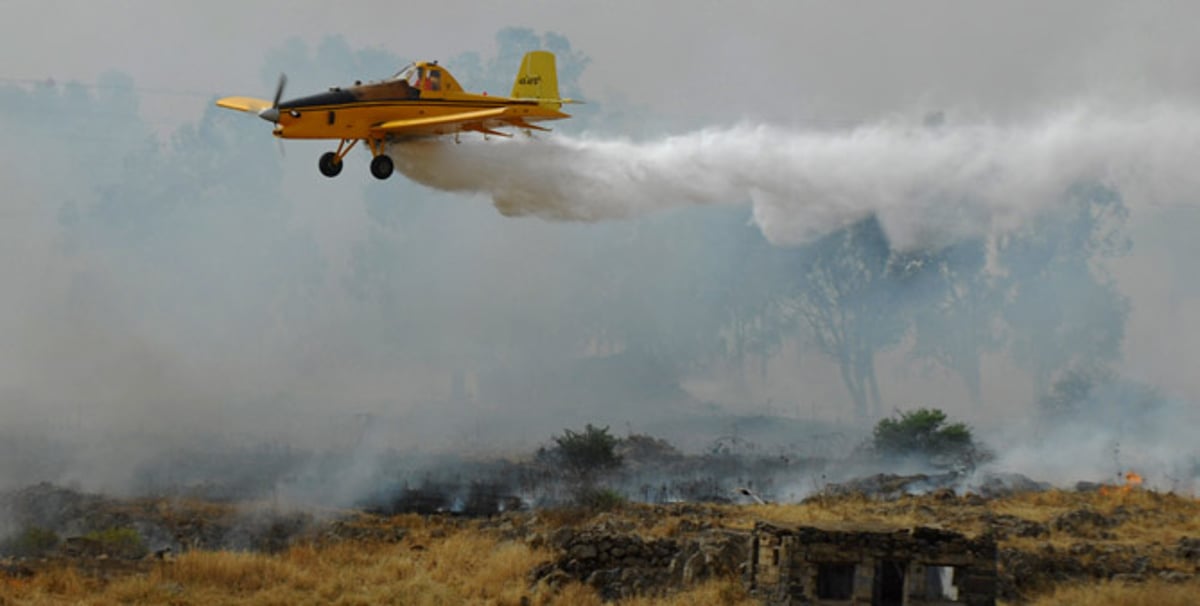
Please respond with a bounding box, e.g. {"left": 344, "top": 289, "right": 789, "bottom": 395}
{"left": 3, "top": 480, "right": 1200, "bottom": 603}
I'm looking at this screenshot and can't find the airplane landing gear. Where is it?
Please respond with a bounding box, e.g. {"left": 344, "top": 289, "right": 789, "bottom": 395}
{"left": 318, "top": 151, "right": 343, "bottom": 177}
{"left": 370, "top": 154, "right": 394, "bottom": 180}
{"left": 319, "top": 139, "right": 356, "bottom": 177}
{"left": 316, "top": 138, "right": 390, "bottom": 180}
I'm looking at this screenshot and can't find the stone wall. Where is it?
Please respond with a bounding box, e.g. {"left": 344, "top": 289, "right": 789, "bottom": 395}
{"left": 530, "top": 528, "right": 748, "bottom": 601}
{"left": 748, "top": 522, "right": 997, "bottom": 606}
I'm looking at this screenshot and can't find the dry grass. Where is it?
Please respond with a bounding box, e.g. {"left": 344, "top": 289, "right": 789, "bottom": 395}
{"left": 1027, "top": 579, "right": 1200, "bottom": 605}
{"left": 736, "top": 495, "right": 931, "bottom": 530}
{"left": 2, "top": 529, "right": 556, "bottom": 606}
{"left": 618, "top": 580, "right": 758, "bottom": 605}
{"left": 4, "top": 489, "right": 1200, "bottom": 605}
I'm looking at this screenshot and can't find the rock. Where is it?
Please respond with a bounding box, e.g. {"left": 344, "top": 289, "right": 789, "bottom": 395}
{"left": 962, "top": 493, "right": 986, "bottom": 506}
{"left": 1159, "top": 570, "right": 1193, "bottom": 583}
{"left": 1052, "top": 509, "right": 1121, "bottom": 537}
{"left": 931, "top": 488, "right": 956, "bottom": 501}
{"left": 568, "top": 543, "right": 597, "bottom": 560}
{"left": 60, "top": 537, "right": 104, "bottom": 558}
{"left": 973, "top": 473, "right": 1050, "bottom": 498}
{"left": 1176, "top": 537, "right": 1200, "bottom": 561}
{"left": 1, "top": 563, "right": 34, "bottom": 579}
{"left": 1131, "top": 556, "right": 1149, "bottom": 574}
{"left": 549, "top": 527, "right": 575, "bottom": 549}
{"left": 529, "top": 527, "right": 743, "bottom": 599}
{"left": 536, "top": 568, "right": 571, "bottom": 589}
{"left": 985, "top": 514, "right": 1050, "bottom": 540}
{"left": 681, "top": 552, "right": 706, "bottom": 584}
{"left": 818, "top": 472, "right": 961, "bottom": 501}
{"left": 1112, "top": 573, "right": 1145, "bottom": 583}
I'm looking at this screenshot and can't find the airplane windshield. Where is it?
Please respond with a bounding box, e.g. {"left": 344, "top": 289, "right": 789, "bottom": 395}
{"left": 393, "top": 63, "right": 416, "bottom": 83}
{"left": 391, "top": 63, "right": 438, "bottom": 92}
{"left": 409, "top": 66, "right": 426, "bottom": 89}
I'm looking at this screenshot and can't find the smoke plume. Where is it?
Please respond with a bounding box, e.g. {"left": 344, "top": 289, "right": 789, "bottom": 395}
{"left": 392, "top": 104, "right": 1200, "bottom": 248}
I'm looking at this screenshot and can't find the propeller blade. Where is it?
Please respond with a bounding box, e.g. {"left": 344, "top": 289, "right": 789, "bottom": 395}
{"left": 272, "top": 73, "right": 287, "bottom": 108}
{"left": 257, "top": 74, "right": 287, "bottom": 123}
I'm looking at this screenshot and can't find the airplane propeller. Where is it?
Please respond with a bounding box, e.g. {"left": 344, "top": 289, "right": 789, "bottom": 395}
{"left": 257, "top": 73, "right": 286, "bottom": 123}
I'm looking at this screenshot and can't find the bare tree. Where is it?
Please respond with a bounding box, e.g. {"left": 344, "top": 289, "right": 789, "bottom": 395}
{"left": 907, "top": 239, "right": 1003, "bottom": 407}
{"left": 776, "top": 216, "right": 908, "bottom": 420}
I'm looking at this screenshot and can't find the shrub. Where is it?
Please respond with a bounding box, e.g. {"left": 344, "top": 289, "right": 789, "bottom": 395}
{"left": 553, "top": 424, "right": 623, "bottom": 476}
{"left": 83, "top": 527, "right": 147, "bottom": 560}
{"left": 2, "top": 526, "right": 60, "bottom": 557}
{"left": 872, "top": 408, "right": 989, "bottom": 469}
{"left": 617, "top": 433, "right": 682, "bottom": 465}
{"left": 577, "top": 487, "right": 626, "bottom": 511}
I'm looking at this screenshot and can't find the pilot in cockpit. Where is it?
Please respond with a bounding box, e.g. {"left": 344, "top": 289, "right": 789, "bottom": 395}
{"left": 393, "top": 64, "right": 423, "bottom": 99}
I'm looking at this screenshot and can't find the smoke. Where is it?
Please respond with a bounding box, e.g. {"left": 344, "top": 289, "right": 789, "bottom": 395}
{"left": 392, "top": 103, "right": 1200, "bottom": 248}
{"left": 5, "top": 26, "right": 1200, "bottom": 515}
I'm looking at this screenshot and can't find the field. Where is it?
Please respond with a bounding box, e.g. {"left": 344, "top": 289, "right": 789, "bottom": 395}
{"left": 2, "top": 486, "right": 1199, "bottom": 605}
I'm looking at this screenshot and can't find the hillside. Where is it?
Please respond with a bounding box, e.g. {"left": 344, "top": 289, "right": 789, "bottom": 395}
{"left": 2, "top": 483, "right": 1199, "bottom": 604}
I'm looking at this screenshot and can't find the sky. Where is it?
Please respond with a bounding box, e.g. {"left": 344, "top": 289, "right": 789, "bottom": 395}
{"left": 6, "top": 1, "right": 1200, "bottom": 127}
{"left": 3, "top": 1, "right": 1200, "bottom": 496}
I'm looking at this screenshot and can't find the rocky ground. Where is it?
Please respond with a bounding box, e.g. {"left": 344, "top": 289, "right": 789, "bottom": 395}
{"left": 2, "top": 478, "right": 1198, "bottom": 604}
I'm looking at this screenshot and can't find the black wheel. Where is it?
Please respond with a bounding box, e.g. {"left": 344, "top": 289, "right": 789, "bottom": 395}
{"left": 318, "top": 151, "right": 343, "bottom": 177}
{"left": 370, "top": 154, "right": 394, "bottom": 180}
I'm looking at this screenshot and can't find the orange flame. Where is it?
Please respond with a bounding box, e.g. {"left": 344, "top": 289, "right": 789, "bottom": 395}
{"left": 1099, "top": 470, "right": 1143, "bottom": 497}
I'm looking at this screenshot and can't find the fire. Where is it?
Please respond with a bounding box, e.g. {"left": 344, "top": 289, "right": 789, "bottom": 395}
{"left": 1099, "top": 470, "right": 1143, "bottom": 497}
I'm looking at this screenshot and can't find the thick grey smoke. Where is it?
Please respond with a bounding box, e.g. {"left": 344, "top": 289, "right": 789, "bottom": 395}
{"left": 392, "top": 104, "right": 1200, "bottom": 247}
{"left": 4, "top": 24, "right": 1200, "bottom": 519}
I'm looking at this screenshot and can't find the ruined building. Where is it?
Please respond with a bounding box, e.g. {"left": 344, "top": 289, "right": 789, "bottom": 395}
{"left": 747, "top": 522, "right": 997, "bottom": 606}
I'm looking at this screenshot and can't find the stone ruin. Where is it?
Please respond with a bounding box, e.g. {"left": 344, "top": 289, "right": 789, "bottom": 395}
{"left": 747, "top": 522, "right": 997, "bottom": 606}
{"left": 529, "top": 527, "right": 748, "bottom": 601}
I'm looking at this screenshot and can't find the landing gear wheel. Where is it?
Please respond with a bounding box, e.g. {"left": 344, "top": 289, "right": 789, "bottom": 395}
{"left": 370, "top": 154, "right": 394, "bottom": 180}
{"left": 318, "top": 151, "right": 343, "bottom": 177}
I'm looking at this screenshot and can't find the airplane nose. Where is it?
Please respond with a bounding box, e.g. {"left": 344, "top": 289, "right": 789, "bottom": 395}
{"left": 258, "top": 107, "right": 280, "bottom": 123}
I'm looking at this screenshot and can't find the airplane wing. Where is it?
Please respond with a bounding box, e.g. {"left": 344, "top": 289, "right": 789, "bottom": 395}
{"left": 371, "top": 108, "right": 510, "bottom": 137}
{"left": 216, "top": 96, "right": 274, "bottom": 113}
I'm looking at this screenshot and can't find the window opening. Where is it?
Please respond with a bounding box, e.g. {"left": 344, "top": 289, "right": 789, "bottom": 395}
{"left": 925, "top": 566, "right": 959, "bottom": 601}
{"left": 816, "top": 563, "right": 855, "bottom": 600}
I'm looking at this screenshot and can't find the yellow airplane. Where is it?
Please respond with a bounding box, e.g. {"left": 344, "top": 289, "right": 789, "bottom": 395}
{"left": 216, "top": 51, "right": 574, "bottom": 180}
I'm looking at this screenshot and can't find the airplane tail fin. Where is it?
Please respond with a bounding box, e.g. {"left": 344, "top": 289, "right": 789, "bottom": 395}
{"left": 511, "top": 51, "right": 563, "bottom": 107}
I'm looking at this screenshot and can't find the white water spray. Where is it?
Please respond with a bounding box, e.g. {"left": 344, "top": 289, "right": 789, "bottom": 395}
{"left": 391, "top": 104, "right": 1200, "bottom": 247}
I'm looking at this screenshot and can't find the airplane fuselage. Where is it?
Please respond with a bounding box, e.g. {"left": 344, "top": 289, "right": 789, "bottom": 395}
{"left": 274, "top": 85, "right": 563, "bottom": 140}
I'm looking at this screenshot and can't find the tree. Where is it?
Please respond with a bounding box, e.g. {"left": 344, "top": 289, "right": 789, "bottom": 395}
{"left": 776, "top": 216, "right": 909, "bottom": 419}
{"left": 906, "top": 239, "right": 1004, "bottom": 407}
{"left": 712, "top": 218, "right": 790, "bottom": 390}
{"left": 998, "top": 184, "right": 1130, "bottom": 402}
{"left": 872, "top": 408, "right": 986, "bottom": 469}
{"left": 1039, "top": 368, "right": 1163, "bottom": 423}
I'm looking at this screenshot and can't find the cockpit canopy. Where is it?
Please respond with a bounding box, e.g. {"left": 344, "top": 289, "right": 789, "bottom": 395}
{"left": 393, "top": 62, "right": 453, "bottom": 92}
